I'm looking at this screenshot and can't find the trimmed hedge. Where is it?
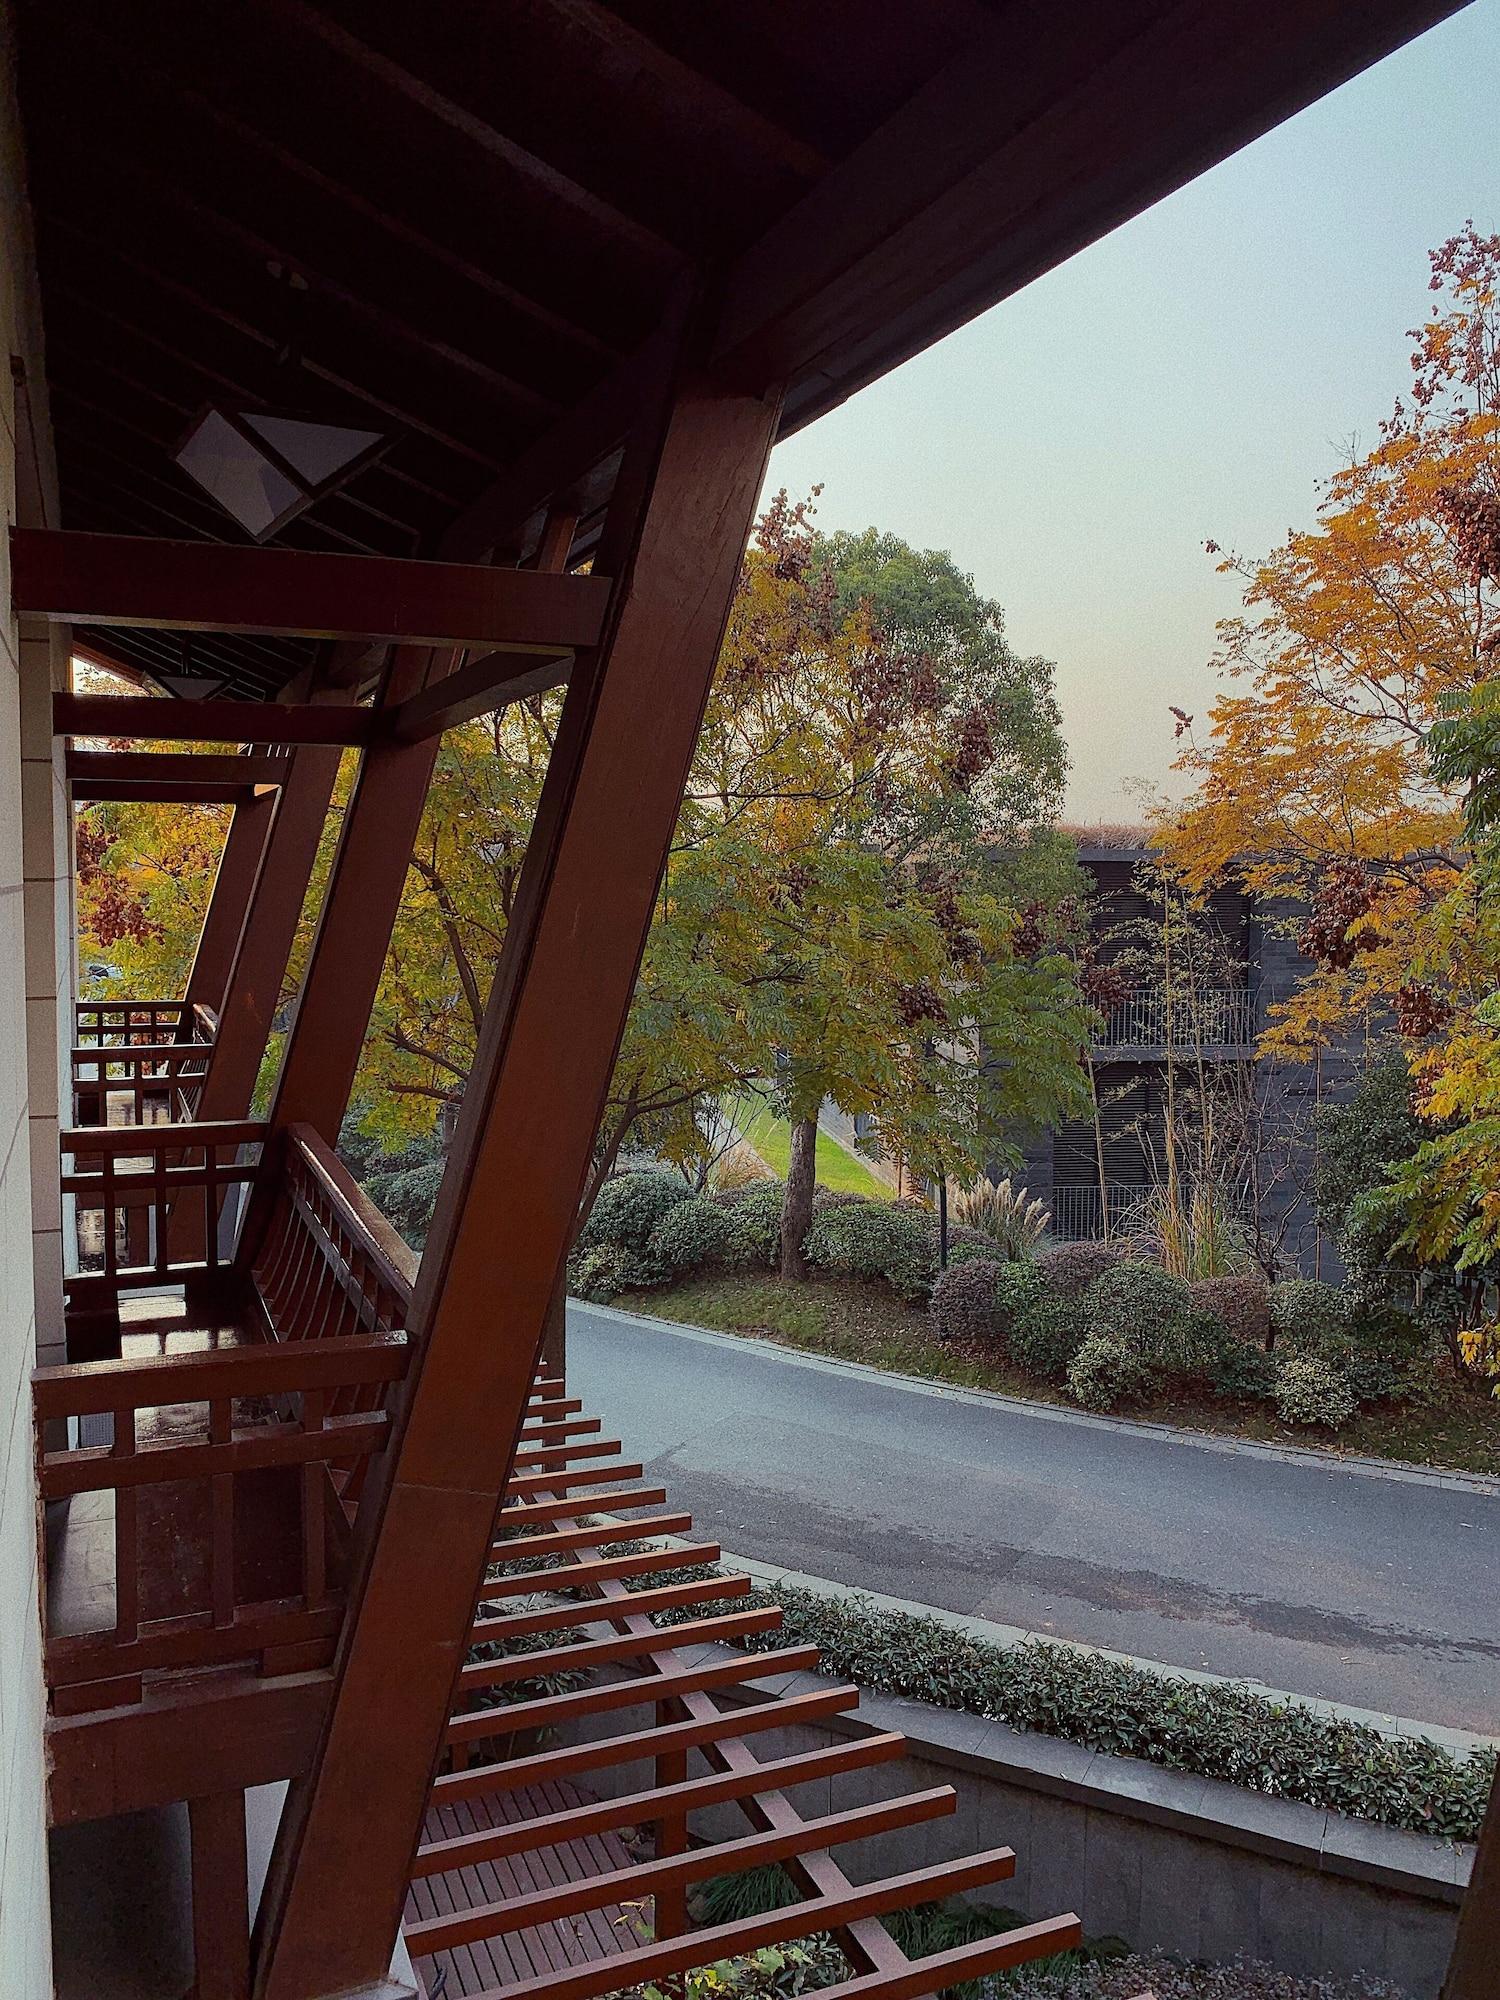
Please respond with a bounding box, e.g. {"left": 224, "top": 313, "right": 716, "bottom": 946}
{"left": 710, "top": 1178, "right": 786, "bottom": 1266}
{"left": 648, "top": 1575, "right": 1494, "bottom": 1842}
{"left": 997, "top": 1260, "right": 1082, "bottom": 1379}
{"left": 1190, "top": 1275, "right": 1271, "bottom": 1350}
{"left": 1036, "top": 1239, "right": 1126, "bottom": 1299}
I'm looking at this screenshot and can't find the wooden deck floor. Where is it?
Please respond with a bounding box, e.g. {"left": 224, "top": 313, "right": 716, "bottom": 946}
{"left": 405, "top": 1780, "right": 651, "bottom": 1998}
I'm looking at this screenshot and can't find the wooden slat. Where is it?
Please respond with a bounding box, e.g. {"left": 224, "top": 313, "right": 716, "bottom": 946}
{"left": 459, "top": 1849, "right": 1021, "bottom": 2000}
{"left": 431, "top": 1682, "right": 863, "bottom": 1805}
{"left": 41, "top": 1412, "right": 391, "bottom": 1499}
{"left": 476, "top": 1540, "right": 720, "bottom": 1599}
{"left": 445, "top": 1645, "right": 821, "bottom": 1744}
{"left": 413, "top": 1731, "right": 910, "bottom": 1876}
{"left": 408, "top": 1789, "right": 956, "bottom": 1955}
{"left": 469, "top": 1571, "right": 748, "bottom": 1642}
{"left": 457, "top": 1604, "right": 780, "bottom": 1693}
{"left": 488, "top": 1512, "right": 690, "bottom": 1564}
{"left": 498, "top": 1484, "right": 667, "bottom": 1527}
{"left": 34, "top": 1331, "right": 409, "bottom": 1416}
{"left": 14, "top": 529, "right": 612, "bottom": 649}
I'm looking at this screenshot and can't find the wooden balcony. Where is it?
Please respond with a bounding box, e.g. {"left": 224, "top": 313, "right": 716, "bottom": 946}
{"left": 39, "top": 1116, "right": 415, "bottom": 1822}
{"left": 72, "top": 996, "right": 218, "bottom": 1125}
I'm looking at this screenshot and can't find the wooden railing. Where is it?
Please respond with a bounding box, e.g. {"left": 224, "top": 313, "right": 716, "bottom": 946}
{"left": 72, "top": 999, "right": 217, "bottom": 1123}
{"left": 62, "top": 1119, "right": 263, "bottom": 1321}
{"left": 251, "top": 1123, "right": 415, "bottom": 1345}
{"left": 35, "top": 1332, "right": 410, "bottom": 1710}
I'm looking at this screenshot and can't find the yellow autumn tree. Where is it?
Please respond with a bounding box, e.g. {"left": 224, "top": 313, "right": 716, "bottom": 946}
{"left": 1161, "top": 226, "right": 1500, "bottom": 1058}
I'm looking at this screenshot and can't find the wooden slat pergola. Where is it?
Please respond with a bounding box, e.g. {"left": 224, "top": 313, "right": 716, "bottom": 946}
{"left": 15, "top": 4, "right": 1490, "bottom": 1997}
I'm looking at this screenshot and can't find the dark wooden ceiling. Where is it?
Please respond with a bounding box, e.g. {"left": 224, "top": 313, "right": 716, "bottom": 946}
{"left": 14, "top": 0, "right": 1462, "bottom": 700}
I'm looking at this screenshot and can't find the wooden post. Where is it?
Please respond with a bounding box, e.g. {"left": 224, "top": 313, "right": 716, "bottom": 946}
{"left": 1445, "top": 1770, "right": 1500, "bottom": 1998}
{"left": 184, "top": 793, "right": 276, "bottom": 1021}
{"left": 253, "top": 367, "right": 780, "bottom": 2000}
{"left": 189, "top": 1790, "right": 251, "bottom": 2000}
{"left": 188, "top": 743, "right": 342, "bottom": 1126}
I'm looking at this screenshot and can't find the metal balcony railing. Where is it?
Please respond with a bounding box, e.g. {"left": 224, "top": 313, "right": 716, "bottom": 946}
{"left": 1092, "top": 986, "right": 1255, "bottom": 1052}
{"left": 1049, "top": 1185, "right": 1142, "bottom": 1241}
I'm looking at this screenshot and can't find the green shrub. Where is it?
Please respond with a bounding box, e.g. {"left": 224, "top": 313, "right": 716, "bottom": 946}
{"left": 1083, "top": 1262, "right": 1220, "bottom": 1380}
{"left": 566, "top": 1244, "right": 663, "bottom": 1303}
{"left": 650, "top": 1576, "right": 1495, "bottom": 1842}
{"left": 939, "top": 1223, "right": 1001, "bottom": 1270}
{"left": 1067, "top": 1331, "right": 1152, "bottom": 1411}
{"left": 578, "top": 1169, "right": 690, "bottom": 1254}
{"left": 1036, "top": 1239, "right": 1126, "bottom": 1299}
{"left": 998, "top": 1261, "right": 1084, "bottom": 1379}
{"left": 1337, "top": 1284, "right": 1436, "bottom": 1402}
{"left": 647, "top": 1195, "right": 753, "bottom": 1275}
{"left": 1268, "top": 1279, "right": 1346, "bottom": 1353}
{"left": 804, "top": 1198, "right": 935, "bottom": 1302}
{"left": 1190, "top": 1275, "right": 1271, "bottom": 1350}
{"left": 1205, "top": 1338, "right": 1276, "bottom": 1402}
{"left": 930, "top": 1258, "right": 1005, "bottom": 1346}
{"left": 711, "top": 1178, "right": 785, "bottom": 1266}
{"left": 1274, "top": 1352, "right": 1359, "bottom": 1428}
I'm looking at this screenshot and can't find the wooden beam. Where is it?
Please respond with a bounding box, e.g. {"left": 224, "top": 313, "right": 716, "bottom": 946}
{"left": 185, "top": 795, "right": 276, "bottom": 1018}
{"left": 712, "top": 0, "right": 1465, "bottom": 427}
{"left": 255, "top": 367, "right": 779, "bottom": 2000}
{"left": 71, "top": 780, "right": 275, "bottom": 805}
{"left": 14, "top": 529, "right": 610, "bottom": 648}
{"left": 384, "top": 646, "right": 570, "bottom": 743}
{"left": 1445, "top": 1770, "right": 1500, "bottom": 1998}
{"left": 55, "top": 693, "right": 376, "bottom": 745}
{"left": 66, "top": 749, "right": 287, "bottom": 788}
{"left": 46, "top": 1671, "right": 329, "bottom": 1826}
{"left": 184, "top": 741, "right": 343, "bottom": 1130}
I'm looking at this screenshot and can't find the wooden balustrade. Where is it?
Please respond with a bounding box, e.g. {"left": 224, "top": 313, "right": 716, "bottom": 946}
{"left": 61, "top": 1120, "right": 264, "bottom": 1326}
{"left": 72, "top": 999, "right": 217, "bottom": 1123}
{"left": 35, "top": 1333, "right": 410, "bottom": 1709}
{"left": 251, "top": 1123, "right": 415, "bottom": 1343}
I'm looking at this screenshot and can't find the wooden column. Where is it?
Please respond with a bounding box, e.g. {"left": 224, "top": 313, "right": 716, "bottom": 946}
{"left": 187, "top": 742, "right": 342, "bottom": 1126}
{"left": 264, "top": 510, "right": 578, "bottom": 1152}
{"left": 184, "top": 792, "right": 276, "bottom": 1020}
{"left": 1445, "top": 1772, "right": 1500, "bottom": 1998}
{"left": 253, "top": 371, "right": 780, "bottom": 2000}
{"left": 189, "top": 1790, "right": 251, "bottom": 2000}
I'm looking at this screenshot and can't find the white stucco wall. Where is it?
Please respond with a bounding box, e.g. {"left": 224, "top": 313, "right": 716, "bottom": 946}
{"left": 0, "top": 1, "right": 61, "bottom": 1990}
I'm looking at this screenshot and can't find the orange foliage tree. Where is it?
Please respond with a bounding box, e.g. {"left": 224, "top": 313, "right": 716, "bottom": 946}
{"left": 1161, "top": 226, "right": 1500, "bottom": 1060}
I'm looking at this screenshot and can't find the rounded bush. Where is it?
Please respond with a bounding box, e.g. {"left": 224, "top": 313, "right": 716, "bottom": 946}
{"left": 1334, "top": 1284, "right": 1435, "bottom": 1402}
{"left": 1036, "top": 1239, "right": 1127, "bottom": 1300}
{"left": 567, "top": 1244, "right": 661, "bottom": 1304}
{"left": 647, "top": 1195, "right": 752, "bottom": 1275}
{"left": 710, "top": 1179, "right": 784, "bottom": 1266}
{"left": 1205, "top": 1338, "right": 1276, "bottom": 1402}
{"left": 804, "top": 1198, "right": 935, "bottom": 1302}
{"left": 1268, "top": 1279, "right": 1346, "bottom": 1353}
{"left": 1189, "top": 1275, "right": 1272, "bottom": 1350}
{"left": 578, "top": 1170, "right": 690, "bottom": 1255}
{"left": 938, "top": 1224, "right": 1000, "bottom": 1270}
{"left": 1067, "top": 1331, "right": 1152, "bottom": 1411}
{"left": 1084, "top": 1262, "right": 1220, "bottom": 1382}
{"left": 995, "top": 1261, "right": 1083, "bottom": 1379}
{"left": 930, "top": 1258, "right": 1005, "bottom": 1346}
{"left": 1274, "top": 1352, "right": 1359, "bottom": 1428}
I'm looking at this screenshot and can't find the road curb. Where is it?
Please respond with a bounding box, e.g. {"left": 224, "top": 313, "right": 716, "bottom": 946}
{"left": 574, "top": 1298, "right": 1500, "bottom": 1496}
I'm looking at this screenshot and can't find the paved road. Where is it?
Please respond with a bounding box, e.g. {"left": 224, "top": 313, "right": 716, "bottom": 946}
{"left": 567, "top": 1303, "right": 1500, "bottom": 1733}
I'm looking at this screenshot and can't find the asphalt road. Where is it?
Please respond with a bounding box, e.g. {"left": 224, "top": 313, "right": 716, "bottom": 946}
{"left": 567, "top": 1302, "right": 1500, "bottom": 1733}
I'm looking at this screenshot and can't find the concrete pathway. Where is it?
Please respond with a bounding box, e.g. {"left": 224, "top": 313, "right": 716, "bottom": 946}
{"left": 567, "top": 1302, "right": 1500, "bottom": 1734}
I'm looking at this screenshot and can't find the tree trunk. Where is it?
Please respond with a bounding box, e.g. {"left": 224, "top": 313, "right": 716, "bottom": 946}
{"left": 780, "top": 1115, "right": 818, "bottom": 1282}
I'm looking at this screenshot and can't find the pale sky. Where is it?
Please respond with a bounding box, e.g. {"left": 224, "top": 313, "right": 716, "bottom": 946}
{"left": 764, "top": 0, "right": 1500, "bottom": 824}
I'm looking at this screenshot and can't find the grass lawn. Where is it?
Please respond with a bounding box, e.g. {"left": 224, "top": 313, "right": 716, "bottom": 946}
{"left": 613, "top": 1269, "right": 1500, "bottom": 1478}
{"left": 731, "top": 1093, "right": 886, "bottom": 1198}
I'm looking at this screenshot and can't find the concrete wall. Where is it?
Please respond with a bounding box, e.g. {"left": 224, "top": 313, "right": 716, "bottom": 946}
{"left": 572, "top": 1666, "right": 1466, "bottom": 1998}
{"left": 0, "top": 3, "right": 60, "bottom": 1991}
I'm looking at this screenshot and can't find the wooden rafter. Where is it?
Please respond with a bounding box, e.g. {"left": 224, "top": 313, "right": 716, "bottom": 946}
{"left": 54, "top": 694, "right": 376, "bottom": 746}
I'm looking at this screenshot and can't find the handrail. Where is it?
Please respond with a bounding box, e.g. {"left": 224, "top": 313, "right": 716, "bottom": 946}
{"left": 34, "top": 1330, "right": 408, "bottom": 1419}
{"left": 63, "top": 1118, "right": 265, "bottom": 1154}
{"left": 285, "top": 1123, "right": 417, "bottom": 1305}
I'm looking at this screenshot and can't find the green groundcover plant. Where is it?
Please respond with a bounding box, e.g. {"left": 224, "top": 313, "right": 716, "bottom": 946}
{"left": 642, "top": 1572, "right": 1493, "bottom": 1842}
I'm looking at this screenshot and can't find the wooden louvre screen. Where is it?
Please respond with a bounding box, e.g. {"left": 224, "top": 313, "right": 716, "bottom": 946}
{"left": 402, "top": 1371, "right": 1080, "bottom": 2000}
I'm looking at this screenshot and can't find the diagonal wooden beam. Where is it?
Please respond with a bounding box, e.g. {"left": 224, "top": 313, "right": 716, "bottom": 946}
{"left": 54, "top": 692, "right": 376, "bottom": 746}
{"left": 13, "top": 529, "right": 610, "bottom": 648}
{"left": 383, "top": 644, "right": 570, "bottom": 743}
{"left": 185, "top": 795, "right": 277, "bottom": 1019}
{"left": 1445, "top": 1771, "right": 1500, "bottom": 1998}
{"left": 254, "top": 365, "right": 780, "bottom": 2000}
